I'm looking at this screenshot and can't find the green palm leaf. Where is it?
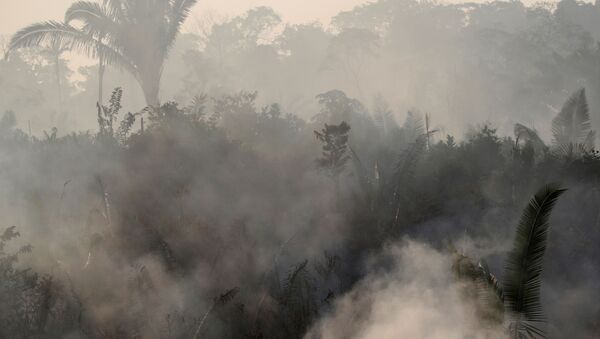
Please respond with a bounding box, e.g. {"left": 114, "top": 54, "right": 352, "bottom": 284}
{"left": 503, "top": 184, "right": 566, "bottom": 338}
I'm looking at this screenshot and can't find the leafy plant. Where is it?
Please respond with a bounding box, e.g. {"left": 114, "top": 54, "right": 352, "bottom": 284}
{"left": 97, "top": 87, "right": 140, "bottom": 143}
{"left": 97, "top": 87, "right": 123, "bottom": 137}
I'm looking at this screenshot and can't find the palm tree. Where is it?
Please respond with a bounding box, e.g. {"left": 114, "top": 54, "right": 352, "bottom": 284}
{"left": 7, "top": 0, "right": 198, "bottom": 107}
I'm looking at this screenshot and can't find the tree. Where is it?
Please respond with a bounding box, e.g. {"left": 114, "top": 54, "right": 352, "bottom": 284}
{"left": 315, "top": 122, "right": 351, "bottom": 209}
{"left": 7, "top": 0, "right": 199, "bottom": 107}
{"left": 323, "top": 28, "right": 379, "bottom": 99}
{"left": 4, "top": 34, "right": 69, "bottom": 116}
{"left": 41, "top": 40, "right": 70, "bottom": 116}
{"left": 314, "top": 90, "right": 366, "bottom": 124}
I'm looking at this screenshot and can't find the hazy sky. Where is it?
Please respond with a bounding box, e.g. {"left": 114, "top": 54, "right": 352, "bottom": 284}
{"left": 0, "top": 0, "right": 369, "bottom": 35}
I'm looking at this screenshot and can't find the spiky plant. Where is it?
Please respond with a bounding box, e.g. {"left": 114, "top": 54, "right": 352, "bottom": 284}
{"left": 503, "top": 184, "right": 566, "bottom": 338}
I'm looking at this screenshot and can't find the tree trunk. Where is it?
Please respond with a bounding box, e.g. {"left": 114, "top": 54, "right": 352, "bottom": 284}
{"left": 98, "top": 56, "right": 105, "bottom": 105}
{"left": 141, "top": 83, "right": 160, "bottom": 108}
{"left": 139, "top": 69, "right": 161, "bottom": 108}
{"left": 55, "top": 54, "right": 62, "bottom": 115}
{"left": 334, "top": 176, "right": 341, "bottom": 212}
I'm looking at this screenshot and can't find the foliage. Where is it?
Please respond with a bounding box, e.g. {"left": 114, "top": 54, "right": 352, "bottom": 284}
{"left": 8, "top": 0, "right": 200, "bottom": 106}
{"left": 5, "top": 1, "right": 600, "bottom": 336}
{"left": 97, "top": 87, "right": 139, "bottom": 144}
{"left": 503, "top": 184, "right": 566, "bottom": 338}
{"left": 314, "top": 122, "right": 351, "bottom": 180}
{"left": 551, "top": 88, "right": 596, "bottom": 159}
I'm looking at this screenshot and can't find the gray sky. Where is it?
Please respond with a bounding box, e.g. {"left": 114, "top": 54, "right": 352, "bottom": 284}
{"left": 0, "top": 0, "right": 369, "bottom": 35}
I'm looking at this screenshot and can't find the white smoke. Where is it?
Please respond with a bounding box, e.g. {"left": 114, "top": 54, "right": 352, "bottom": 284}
{"left": 305, "top": 240, "right": 504, "bottom": 339}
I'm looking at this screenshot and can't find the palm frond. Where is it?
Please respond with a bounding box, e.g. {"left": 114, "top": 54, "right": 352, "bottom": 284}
{"left": 503, "top": 184, "right": 566, "bottom": 339}
{"left": 65, "top": 1, "right": 117, "bottom": 38}
{"left": 551, "top": 88, "right": 594, "bottom": 154}
{"left": 478, "top": 260, "right": 503, "bottom": 302}
{"left": 166, "top": 0, "right": 199, "bottom": 50}
{"left": 102, "top": 0, "right": 126, "bottom": 20}
{"left": 7, "top": 21, "right": 78, "bottom": 56}
{"left": 7, "top": 20, "right": 134, "bottom": 73}
{"left": 403, "top": 110, "right": 424, "bottom": 143}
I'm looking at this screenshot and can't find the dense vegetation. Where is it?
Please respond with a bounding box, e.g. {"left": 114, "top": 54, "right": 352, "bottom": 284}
{"left": 0, "top": 86, "right": 598, "bottom": 338}
{"left": 2, "top": 0, "right": 600, "bottom": 338}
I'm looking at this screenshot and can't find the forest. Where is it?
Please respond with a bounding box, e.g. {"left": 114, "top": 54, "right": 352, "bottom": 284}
{"left": 1, "top": 0, "right": 600, "bottom": 338}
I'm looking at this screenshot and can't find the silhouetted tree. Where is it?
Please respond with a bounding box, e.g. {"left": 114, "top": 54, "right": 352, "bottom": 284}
{"left": 7, "top": 0, "right": 199, "bottom": 106}
{"left": 315, "top": 122, "right": 351, "bottom": 209}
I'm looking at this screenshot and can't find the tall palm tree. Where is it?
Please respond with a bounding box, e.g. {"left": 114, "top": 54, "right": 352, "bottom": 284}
{"left": 7, "top": 0, "right": 198, "bottom": 107}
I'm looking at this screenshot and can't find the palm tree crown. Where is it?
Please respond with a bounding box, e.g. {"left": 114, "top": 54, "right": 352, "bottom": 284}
{"left": 7, "top": 0, "right": 198, "bottom": 107}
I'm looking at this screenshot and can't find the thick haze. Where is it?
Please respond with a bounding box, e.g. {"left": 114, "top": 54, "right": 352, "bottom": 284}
{"left": 1, "top": 0, "right": 600, "bottom": 338}
{"left": 0, "top": 0, "right": 570, "bottom": 35}
{"left": 1, "top": 0, "right": 367, "bottom": 34}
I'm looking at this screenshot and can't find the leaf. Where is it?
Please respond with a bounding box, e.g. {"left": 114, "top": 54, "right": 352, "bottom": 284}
{"left": 503, "top": 184, "right": 566, "bottom": 339}
{"left": 551, "top": 88, "right": 595, "bottom": 157}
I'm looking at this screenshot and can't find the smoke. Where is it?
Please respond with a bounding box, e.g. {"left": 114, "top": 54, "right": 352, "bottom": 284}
{"left": 2, "top": 0, "right": 600, "bottom": 338}
{"left": 305, "top": 240, "right": 504, "bottom": 339}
